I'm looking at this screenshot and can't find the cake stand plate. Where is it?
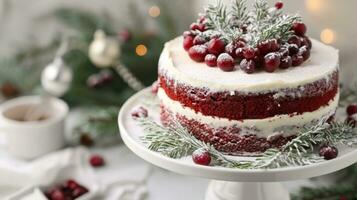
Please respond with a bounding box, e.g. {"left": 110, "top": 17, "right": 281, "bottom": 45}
{"left": 118, "top": 89, "right": 357, "bottom": 200}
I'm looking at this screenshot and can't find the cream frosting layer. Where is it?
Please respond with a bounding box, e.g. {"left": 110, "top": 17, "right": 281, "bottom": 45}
{"left": 159, "top": 37, "right": 339, "bottom": 93}
{"left": 158, "top": 88, "right": 339, "bottom": 138}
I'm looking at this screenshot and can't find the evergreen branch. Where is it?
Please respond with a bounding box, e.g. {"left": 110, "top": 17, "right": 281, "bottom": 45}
{"left": 231, "top": 0, "right": 249, "bottom": 26}
{"left": 254, "top": 0, "right": 270, "bottom": 22}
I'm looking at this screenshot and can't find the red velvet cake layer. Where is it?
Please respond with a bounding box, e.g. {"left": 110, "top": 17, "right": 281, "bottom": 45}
{"left": 160, "top": 105, "right": 295, "bottom": 154}
{"left": 159, "top": 70, "right": 338, "bottom": 120}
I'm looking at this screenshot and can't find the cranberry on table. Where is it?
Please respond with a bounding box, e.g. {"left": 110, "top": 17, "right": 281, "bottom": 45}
{"left": 288, "top": 44, "right": 299, "bottom": 56}
{"left": 269, "top": 39, "right": 280, "bottom": 52}
{"left": 257, "top": 40, "right": 271, "bottom": 55}
{"left": 299, "top": 46, "right": 310, "bottom": 61}
{"left": 183, "top": 36, "right": 194, "bottom": 51}
{"left": 243, "top": 47, "right": 256, "bottom": 59}
{"left": 205, "top": 54, "right": 217, "bottom": 67}
{"left": 293, "top": 22, "right": 307, "bottom": 36}
{"left": 89, "top": 154, "right": 105, "bottom": 167}
{"left": 217, "top": 53, "right": 235, "bottom": 72}
{"left": 188, "top": 45, "right": 208, "bottom": 62}
{"left": 291, "top": 54, "right": 304, "bottom": 66}
{"left": 264, "top": 52, "right": 281, "bottom": 72}
{"left": 225, "top": 43, "right": 237, "bottom": 58}
{"left": 288, "top": 35, "right": 302, "bottom": 47}
{"left": 240, "top": 59, "right": 256, "bottom": 74}
{"left": 275, "top": 1, "right": 284, "bottom": 9}
{"left": 280, "top": 56, "right": 292, "bottom": 69}
{"left": 192, "top": 148, "right": 211, "bottom": 166}
{"left": 319, "top": 145, "right": 338, "bottom": 160}
{"left": 208, "top": 38, "right": 226, "bottom": 55}
{"left": 235, "top": 47, "right": 245, "bottom": 60}
{"left": 301, "top": 37, "right": 312, "bottom": 50}
{"left": 346, "top": 104, "right": 357, "bottom": 116}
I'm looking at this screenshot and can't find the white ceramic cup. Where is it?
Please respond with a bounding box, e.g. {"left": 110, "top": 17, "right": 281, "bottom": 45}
{"left": 0, "top": 96, "right": 69, "bottom": 159}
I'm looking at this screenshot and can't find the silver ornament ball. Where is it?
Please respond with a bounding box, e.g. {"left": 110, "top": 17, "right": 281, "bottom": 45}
{"left": 41, "top": 57, "right": 73, "bottom": 97}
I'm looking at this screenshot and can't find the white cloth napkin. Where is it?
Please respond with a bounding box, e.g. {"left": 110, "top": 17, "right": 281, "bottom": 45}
{"left": 0, "top": 146, "right": 151, "bottom": 200}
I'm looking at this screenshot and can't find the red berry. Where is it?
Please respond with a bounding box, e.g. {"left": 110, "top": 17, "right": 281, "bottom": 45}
{"left": 225, "top": 43, "right": 237, "bottom": 58}
{"left": 190, "top": 23, "right": 200, "bottom": 31}
{"left": 264, "top": 53, "right": 281, "bottom": 72}
{"left": 198, "top": 24, "right": 206, "bottom": 32}
{"left": 205, "top": 54, "right": 217, "bottom": 67}
{"left": 193, "top": 35, "right": 206, "bottom": 45}
{"left": 319, "top": 145, "right": 338, "bottom": 160}
{"left": 346, "top": 104, "right": 357, "bottom": 116}
{"left": 288, "top": 35, "right": 302, "bottom": 47}
{"left": 243, "top": 47, "right": 256, "bottom": 59}
{"left": 183, "top": 31, "right": 194, "bottom": 38}
{"left": 217, "top": 53, "right": 235, "bottom": 72}
{"left": 131, "top": 106, "right": 148, "bottom": 118}
{"left": 118, "top": 30, "right": 132, "bottom": 42}
{"left": 275, "top": 1, "right": 284, "bottom": 9}
{"left": 279, "top": 48, "right": 289, "bottom": 57}
{"left": 66, "top": 179, "right": 79, "bottom": 190}
{"left": 192, "top": 148, "right": 211, "bottom": 166}
{"left": 269, "top": 39, "right": 280, "bottom": 52}
{"left": 288, "top": 44, "right": 299, "bottom": 55}
{"left": 299, "top": 46, "right": 310, "bottom": 61}
{"left": 280, "top": 56, "right": 292, "bottom": 69}
{"left": 183, "top": 36, "right": 194, "bottom": 51}
{"left": 188, "top": 45, "right": 208, "bottom": 62}
{"left": 240, "top": 59, "right": 256, "bottom": 74}
{"left": 50, "top": 190, "right": 65, "bottom": 200}
{"left": 301, "top": 36, "right": 312, "bottom": 50}
{"left": 151, "top": 80, "right": 159, "bottom": 94}
{"left": 257, "top": 40, "right": 271, "bottom": 55}
{"left": 291, "top": 55, "right": 304, "bottom": 66}
{"left": 208, "top": 38, "right": 225, "bottom": 55}
{"left": 89, "top": 154, "right": 105, "bottom": 167}
{"left": 293, "top": 22, "right": 307, "bottom": 36}
{"left": 235, "top": 48, "right": 245, "bottom": 59}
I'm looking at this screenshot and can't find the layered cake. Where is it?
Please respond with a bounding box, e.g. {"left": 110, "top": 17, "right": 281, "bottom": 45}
{"left": 157, "top": 0, "right": 339, "bottom": 155}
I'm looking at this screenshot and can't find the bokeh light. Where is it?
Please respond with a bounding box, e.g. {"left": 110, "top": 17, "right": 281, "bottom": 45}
{"left": 136, "top": 44, "right": 148, "bottom": 56}
{"left": 305, "top": 0, "right": 323, "bottom": 13}
{"left": 320, "top": 29, "right": 336, "bottom": 44}
{"left": 148, "top": 6, "right": 160, "bottom": 18}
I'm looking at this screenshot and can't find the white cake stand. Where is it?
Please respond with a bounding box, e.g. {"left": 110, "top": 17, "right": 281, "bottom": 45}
{"left": 118, "top": 89, "right": 357, "bottom": 200}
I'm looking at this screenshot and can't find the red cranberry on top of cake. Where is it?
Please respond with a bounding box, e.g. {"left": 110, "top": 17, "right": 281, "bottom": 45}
{"left": 157, "top": 0, "right": 339, "bottom": 155}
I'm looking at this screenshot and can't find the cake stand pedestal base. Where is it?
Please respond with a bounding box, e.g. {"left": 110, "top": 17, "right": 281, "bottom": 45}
{"left": 205, "top": 180, "right": 289, "bottom": 200}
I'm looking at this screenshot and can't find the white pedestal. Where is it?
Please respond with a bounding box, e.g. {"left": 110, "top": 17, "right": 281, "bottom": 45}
{"left": 205, "top": 181, "right": 290, "bottom": 200}
{"left": 118, "top": 89, "right": 357, "bottom": 200}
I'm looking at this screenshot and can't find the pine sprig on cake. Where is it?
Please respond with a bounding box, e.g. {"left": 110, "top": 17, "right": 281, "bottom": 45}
{"left": 183, "top": 0, "right": 311, "bottom": 73}
{"left": 137, "top": 114, "right": 357, "bottom": 169}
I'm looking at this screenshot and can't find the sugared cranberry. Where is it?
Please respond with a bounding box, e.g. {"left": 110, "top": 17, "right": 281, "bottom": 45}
{"left": 236, "top": 40, "right": 246, "bottom": 48}
{"left": 151, "top": 81, "right": 159, "bottom": 94}
{"left": 264, "top": 53, "right": 281, "bottom": 72}
{"left": 291, "top": 55, "right": 304, "bottom": 66}
{"left": 269, "top": 39, "right": 280, "bottom": 52}
{"left": 280, "top": 56, "right": 292, "bottom": 69}
{"left": 240, "top": 59, "right": 256, "bottom": 74}
{"left": 193, "top": 35, "right": 206, "bottom": 45}
{"left": 217, "top": 53, "right": 235, "bottom": 72}
{"left": 183, "top": 36, "right": 194, "bottom": 51}
{"left": 275, "top": 1, "right": 284, "bottom": 9}
{"left": 198, "top": 24, "right": 206, "bottom": 32}
{"left": 346, "top": 116, "right": 356, "bottom": 127}
{"left": 288, "top": 44, "right": 299, "bottom": 55}
{"left": 183, "top": 31, "right": 194, "bottom": 38}
{"left": 192, "top": 148, "right": 211, "bottom": 166}
{"left": 299, "top": 46, "right": 310, "bottom": 61}
{"left": 257, "top": 40, "right": 271, "bottom": 55}
{"left": 235, "top": 48, "right": 245, "bottom": 59}
{"left": 131, "top": 106, "right": 148, "bottom": 118}
{"left": 243, "top": 47, "right": 256, "bottom": 59}
{"left": 89, "top": 154, "right": 105, "bottom": 167}
{"left": 225, "top": 43, "right": 237, "bottom": 58}
{"left": 288, "top": 35, "right": 302, "bottom": 47}
{"left": 279, "top": 48, "right": 289, "bottom": 57}
{"left": 293, "top": 22, "right": 307, "bottom": 36}
{"left": 205, "top": 54, "right": 217, "bottom": 67}
{"left": 190, "top": 23, "right": 200, "bottom": 31}
{"left": 188, "top": 45, "right": 208, "bottom": 62}
{"left": 208, "top": 38, "right": 225, "bottom": 55}
{"left": 346, "top": 104, "right": 357, "bottom": 116}
{"left": 301, "top": 36, "right": 312, "bottom": 50}
{"left": 319, "top": 145, "right": 338, "bottom": 160}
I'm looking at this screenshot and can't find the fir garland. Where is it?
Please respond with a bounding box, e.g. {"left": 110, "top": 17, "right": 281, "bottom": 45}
{"left": 137, "top": 115, "right": 357, "bottom": 169}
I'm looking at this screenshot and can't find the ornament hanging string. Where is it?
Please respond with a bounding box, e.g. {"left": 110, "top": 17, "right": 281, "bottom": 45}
{"left": 113, "top": 62, "right": 145, "bottom": 92}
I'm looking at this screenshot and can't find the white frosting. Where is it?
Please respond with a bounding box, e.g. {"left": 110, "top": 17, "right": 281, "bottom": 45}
{"left": 158, "top": 88, "right": 339, "bottom": 138}
{"left": 159, "top": 37, "right": 339, "bottom": 93}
